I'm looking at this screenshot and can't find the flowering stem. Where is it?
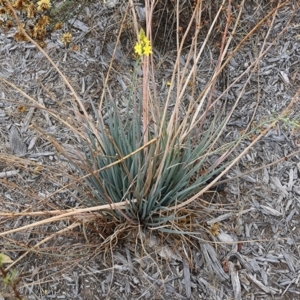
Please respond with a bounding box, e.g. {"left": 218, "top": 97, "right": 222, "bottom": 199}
{"left": 133, "top": 26, "right": 153, "bottom": 146}
{"left": 142, "top": 56, "right": 149, "bottom": 144}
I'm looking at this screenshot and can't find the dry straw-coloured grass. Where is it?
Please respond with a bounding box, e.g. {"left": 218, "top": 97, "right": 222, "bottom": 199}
{"left": 1, "top": 0, "right": 300, "bottom": 297}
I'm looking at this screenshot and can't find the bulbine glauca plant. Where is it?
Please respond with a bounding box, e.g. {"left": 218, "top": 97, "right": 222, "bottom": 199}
{"left": 68, "top": 22, "right": 231, "bottom": 232}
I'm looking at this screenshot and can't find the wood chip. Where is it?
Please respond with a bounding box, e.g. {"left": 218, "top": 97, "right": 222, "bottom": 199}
{"left": 200, "top": 243, "right": 229, "bottom": 281}
{"left": 9, "top": 125, "right": 27, "bottom": 156}
{"left": 0, "top": 170, "right": 19, "bottom": 178}
{"left": 246, "top": 273, "right": 279, "bottom": 295}
{"left": 183, "top": 259, "right": 191, "bottom": 298}
{"left": 229, "top": 261, "right": 241, "bottom": 300}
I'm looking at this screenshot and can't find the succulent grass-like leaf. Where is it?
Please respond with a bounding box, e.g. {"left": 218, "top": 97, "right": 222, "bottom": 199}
{"left": 73, "top": 95, "right": 228, "bottom": 227}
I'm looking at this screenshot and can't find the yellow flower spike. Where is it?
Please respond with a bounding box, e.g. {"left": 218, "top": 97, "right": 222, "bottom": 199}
{"left": 134, "top": 28, "right": 152, "bottom": 57}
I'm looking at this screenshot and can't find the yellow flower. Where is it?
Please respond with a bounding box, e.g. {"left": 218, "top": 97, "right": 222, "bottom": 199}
{"left": 134, "top": 28, "right": 152, "bottom": 57}
{"left": 61, "top": 32, "right": 72, "bottom": 46}
{"left": 134, "top": 43, "right": 143, "bottom": 56}
{"left": 37, "top": 0, "right": 51, "bottom": 11}
{"left": 143, "top": 43, "right": 152, "bottom": 56}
